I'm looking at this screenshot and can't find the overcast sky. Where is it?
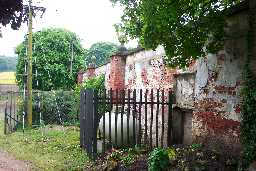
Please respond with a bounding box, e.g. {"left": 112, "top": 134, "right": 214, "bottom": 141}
{"left": 0, "top": 0, "right": 137, "bottom": 56}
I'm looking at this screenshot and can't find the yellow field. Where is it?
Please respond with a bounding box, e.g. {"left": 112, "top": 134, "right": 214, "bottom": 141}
{"left": 0, "top": 72, "right": 16, "bottom": 84}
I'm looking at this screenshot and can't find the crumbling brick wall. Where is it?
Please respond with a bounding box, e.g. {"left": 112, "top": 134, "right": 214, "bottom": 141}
{"left": 191, "top": 8, "right": 251, "bottom": 153}
{"left": 124, "top": 46, "right": 177, "bottom": 146}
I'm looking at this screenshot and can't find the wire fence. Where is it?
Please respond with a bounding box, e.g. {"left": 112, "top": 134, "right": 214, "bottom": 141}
{"left": 2, "top": 90, "right": 79, "bottom": 134}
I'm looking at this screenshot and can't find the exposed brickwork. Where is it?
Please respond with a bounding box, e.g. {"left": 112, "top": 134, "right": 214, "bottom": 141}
{"left": 77, "top": 70, "right": 85, "bottom": 84}
{"left": 87, "top": 66, "right": 96, "bottom": 79}
{"left": 108, "top": 55, "right": 126, "bottom": 90}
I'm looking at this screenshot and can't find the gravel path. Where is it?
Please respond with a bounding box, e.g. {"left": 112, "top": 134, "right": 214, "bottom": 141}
{"left": 0, "top": 150, "right": 32, "bottom": 171}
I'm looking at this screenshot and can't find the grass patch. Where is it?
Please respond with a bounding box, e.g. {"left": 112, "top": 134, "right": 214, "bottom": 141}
{"left": 0, "top": 121, "right": 90, "bottom": 170}
{"left": 0, "top": 72, "right": 16, "bottom": 84}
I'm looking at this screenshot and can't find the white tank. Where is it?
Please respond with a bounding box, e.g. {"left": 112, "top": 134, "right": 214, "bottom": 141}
{"left": 98, "top": 112, "right": 139, "bottom": 147}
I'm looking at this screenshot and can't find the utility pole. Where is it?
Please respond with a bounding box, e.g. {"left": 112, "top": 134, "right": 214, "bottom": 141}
{"left": 27, "top": 0, "right": 33, "bottom": 127}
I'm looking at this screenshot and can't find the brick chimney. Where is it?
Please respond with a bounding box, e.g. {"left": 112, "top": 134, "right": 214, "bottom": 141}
{"left": 87, "top": 63, "right": 96, "bottom": 79}
{"left": 77, "top": 70, "right": 85, "bottom": 84}
{"left": 108, "top": 47, "right": 128, "bottom": 90}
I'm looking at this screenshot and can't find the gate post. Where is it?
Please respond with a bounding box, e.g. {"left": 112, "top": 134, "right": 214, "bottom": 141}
{"left": 80, "top": 89, "right": 98, "bottom": 159}
{"left": 80, "top": 90, "right": 85, "bottom": 148}
{"left": 4, "top": 102, "right": 8, "bottom": 135}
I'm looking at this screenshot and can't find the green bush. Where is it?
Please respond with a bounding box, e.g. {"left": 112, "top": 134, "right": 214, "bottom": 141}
{"left": 18, "top": 90, "right": 78, "bottom": 126}
{"left": 240, "top": 31, "right": 256, "bottom": 167}
{"left": 75, "top": 74, "right": 107, "bottom": 117}
{"left": 82, "top": 74, "right": 105, "bottom": 90}
{"left": 240, "top": 63, "right": 256, "bottom": 165}
{"left": 148, "top": 148, "right": 170, "bottom": 171}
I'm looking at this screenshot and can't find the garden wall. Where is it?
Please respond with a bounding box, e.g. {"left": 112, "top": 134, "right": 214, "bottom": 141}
{"left": 78, "top": 1, "right": 256, "bottom": 152}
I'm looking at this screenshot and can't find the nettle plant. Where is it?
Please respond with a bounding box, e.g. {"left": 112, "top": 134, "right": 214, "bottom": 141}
{"left": 148, "top": 148, "right": 170, "bottom": 171}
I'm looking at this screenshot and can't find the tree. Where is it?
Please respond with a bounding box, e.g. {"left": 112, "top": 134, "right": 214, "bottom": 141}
{"left": 0, "top": 0, "right": 23, "bottom": 31}
{"left": 16, "top": 28, "right": 85, "bottom": 91}
{"left": 85, "top": 42, "right": 119, "bottom": 67}
{"left": 111, "top": 0, "right": 241, "bottom": 67}
{"left": 0, "top": 0, "right": 45, "bottom": 37}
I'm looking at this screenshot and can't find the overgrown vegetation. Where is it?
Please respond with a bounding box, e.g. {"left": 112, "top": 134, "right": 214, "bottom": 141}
{"left": 111, "top": 0, "right": 241, "bottom": 67}
{"left": 87, "top": 144, "right": 240, "bottom": 170}
{"left": 85, "top": 42, "right": 119, "bottom": 67}
{"left": 82, "top": 74, "right": 105, "bottom": 90}
{"left": 148, "top": 148, "right": 170, "bottom": 171}
{"left": 240, "top": 27, "right": 256, "bottom": 166}
{"left": 16, "top": 28, "right": 85, "bottom": 91}
{"left": 0, "top": 121, "right": 89, "bottom": 170}
{"left": 33, "top": 91, "right": 78, "bottom": 125}
{"left": 15, "top": 90, "right": 78, "bottom": 126}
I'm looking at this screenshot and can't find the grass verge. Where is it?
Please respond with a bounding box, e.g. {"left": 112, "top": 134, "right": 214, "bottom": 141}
{"left": 0, "top": 121, "right": 90, "bottom": 170}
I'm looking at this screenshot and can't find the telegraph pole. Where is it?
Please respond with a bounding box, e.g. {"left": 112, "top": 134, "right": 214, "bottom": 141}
{"left": 27, "top": 0, "right": 33, "bottom": 127}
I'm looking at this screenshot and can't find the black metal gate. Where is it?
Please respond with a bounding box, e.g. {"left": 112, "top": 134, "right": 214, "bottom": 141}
{"left": 80, "top": 89, "right": 174, "bottom": 159}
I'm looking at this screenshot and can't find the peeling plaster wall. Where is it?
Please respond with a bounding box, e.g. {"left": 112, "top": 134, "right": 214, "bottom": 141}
{"left": 124, "top": 46, "right": 177, "bottom": 146}
{"left": 125, "top": 46, "right": 176, "bottom": 90}
{"left": 175, "top": 73, "right": 195, "bottom": 109}
{"left": 192, "top": 10, "right": 250, "bottom": 152}
{"left": 172, "top": 7, "right": 255, "bottom": 152}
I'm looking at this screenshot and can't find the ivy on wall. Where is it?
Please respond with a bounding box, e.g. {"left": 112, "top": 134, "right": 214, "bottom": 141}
{"left": 240, "top": 10, "right": 256, "bottom": 166}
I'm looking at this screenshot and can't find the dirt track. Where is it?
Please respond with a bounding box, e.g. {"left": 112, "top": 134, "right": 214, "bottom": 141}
{"left": 0, "top": 150, "right": 31, "bottom": 171}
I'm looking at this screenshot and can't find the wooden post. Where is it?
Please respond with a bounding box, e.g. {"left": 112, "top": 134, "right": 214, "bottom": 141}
{"left": 27, "top": 0, "right": 33, "bottom": 127}
{"left": 4, "top": 101, "right": 8, "bottom": 134}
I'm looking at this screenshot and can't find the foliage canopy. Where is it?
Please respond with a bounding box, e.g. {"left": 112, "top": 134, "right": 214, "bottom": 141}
{"left": 0, "top": 0, "right": 23, "bottom": 30}
{"left": 16, "top": 28, "right": 85, "bottom": 91}
{"left": 111, "top": 0, "right": 241, "bottom": 67}
{"left": 85, "top": 42, "right": 119, "bottom": 67}
{"left": 0, "top": 0, "right": 45, "bottom": 36}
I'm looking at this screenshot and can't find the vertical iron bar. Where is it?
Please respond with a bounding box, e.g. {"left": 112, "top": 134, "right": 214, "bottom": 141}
{"left": 156, "top": 89, "right": 160, "bottom": 147}
{"left": 121, "top": 90, "right": 125, "bottom": 146}
{"left": 144, "top": 90, "right": 148, "bottom": 145}
{"left": 109, "top": 89, "right": 113, "bottom": 144}
{"left": 138, "top": 89, "right": 142, "bottom": 146}
{"left": 127, "top": 89, "right": 131, "bottom": 145}
{"left": 132, "top": 89, "right": 136, "bottom": 145}
{"left": 150, "top": 89, "right": 154, "bottom": 149}
{"left": 161, "top": 89, "right": 165, "bottom": 147}
{"left": 115, "top": 89, "right": 118, "bottom": 146}
{"left": 102, "top": 89, "right": 106, "bottom": 153}
{"left": 167, "top": 90, "right": 173, "bottom": 146}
